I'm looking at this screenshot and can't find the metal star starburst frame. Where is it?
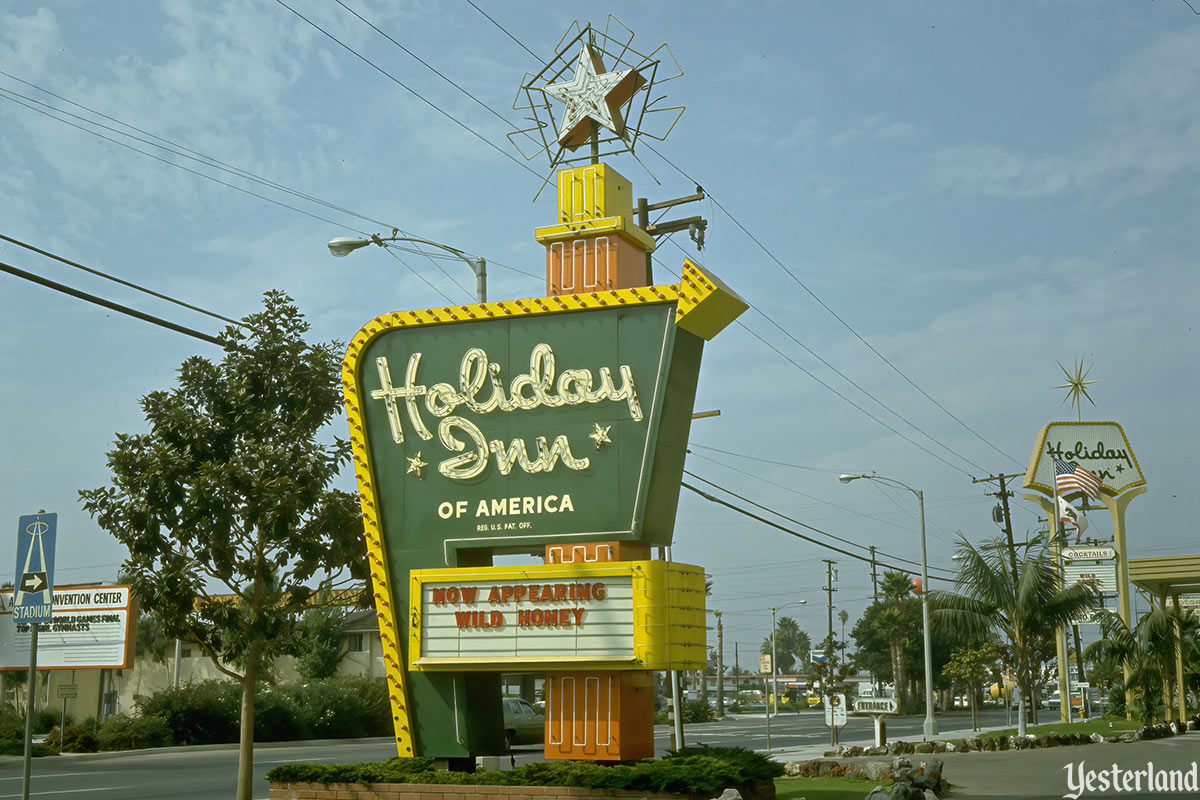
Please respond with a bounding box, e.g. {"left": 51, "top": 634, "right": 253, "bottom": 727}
{"left": 510, "top": 17, "right": 684, "bottom": 185}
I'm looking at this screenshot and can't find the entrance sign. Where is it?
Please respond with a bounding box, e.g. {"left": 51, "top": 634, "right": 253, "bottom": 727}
{"left": 409, "top": 561, "right": 704, "bottom": 670}
{"left": 854, "top": 696, "right": 898, "bottom": 714}
{"left": 13, "top": 513, "right": 56, "bottom": 625}
{"left": 56, "top": 685, "right": 77, "bottom": 699}
{"left": 0, "top": 585, "right": 135, "bottom": 670}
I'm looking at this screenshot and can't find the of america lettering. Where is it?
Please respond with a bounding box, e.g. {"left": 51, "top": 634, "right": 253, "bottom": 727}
{"left": 370, "top": 343, "right": 641, "bottom": 479}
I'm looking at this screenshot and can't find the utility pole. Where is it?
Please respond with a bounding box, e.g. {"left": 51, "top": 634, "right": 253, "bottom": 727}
{"left": 714, "top": 611, "right": 725, "bottom": 716}
{"left": 869, "top": 545, "right": 879, "bottom": 602}
{"left": 636, "top": 187, "right": 707, "bottom": 284}
{"left": 974, "top": 473, "right": 1022, "bottom": 585}
{"left": 823, "top": 559, "right": 837, "bottom": 746}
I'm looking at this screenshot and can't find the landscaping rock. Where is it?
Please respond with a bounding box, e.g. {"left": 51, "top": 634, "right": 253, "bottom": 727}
{"left": 943, "top": 742, "right": 956, "bottom": 752}
{"left": 923, "top": 791, "right": 940, "bottom": 800}
{"left": 914, "top": 742, "right": 933, "bottom": 754}
{"left": 996, "top": 735, "right": 1009, "bottom": 751}
{"left": 1090, "top": 733, "right": 1105, "bottom": 743}
{"left": 783, "top": 762, "right": 802, "bottom": 777}
{"left": 919, "top": 757, "right": 944, "bottom": 784}
{"left": 888, "top": 782, "right": 925, "bottom": 800}
{"left": 865, "top": 786, "right": 890, "bottom": 800}
{"left": 865, "top": 762, "right": 891, "bottom": 781}
{"left": 892, "top": 756, "right": 912, "bottom": 771}
{"left": 982, "top": 738, "right": 997, "bottom": 752}
{"left": 713, "top": 790, "right": 742, "bottom": 800}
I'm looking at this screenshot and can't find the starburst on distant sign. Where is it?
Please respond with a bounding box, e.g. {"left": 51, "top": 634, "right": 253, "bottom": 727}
{"left": 1055, "top": 358, "right": 1099, "bottom": 422}
{"left": 510, "top": 16, "right": 684, "bottom": 183}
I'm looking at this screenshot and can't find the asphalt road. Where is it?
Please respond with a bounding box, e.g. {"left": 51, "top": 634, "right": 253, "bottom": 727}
{"left": 0, "top": 710, "right": 1022, "bottom": 799}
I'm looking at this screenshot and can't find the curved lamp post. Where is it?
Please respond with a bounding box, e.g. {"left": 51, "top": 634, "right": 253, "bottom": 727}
{"left": 328, "top": 234, "right": 487, "bottom": 302}
{"left": 765, "top": 599, "right": 807, "bottom": 749}
{"left": 839, "top": 472, "right": 939, "bottom": 739}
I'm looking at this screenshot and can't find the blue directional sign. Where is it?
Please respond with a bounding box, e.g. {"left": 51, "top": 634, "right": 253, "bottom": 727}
{"left": 13, "top": 513, "right": 56, "bottom": 625}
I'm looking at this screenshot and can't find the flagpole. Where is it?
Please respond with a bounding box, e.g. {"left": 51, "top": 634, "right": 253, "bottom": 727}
{"left": 1051, "top": 468, "right": 1071, "bottom": 724}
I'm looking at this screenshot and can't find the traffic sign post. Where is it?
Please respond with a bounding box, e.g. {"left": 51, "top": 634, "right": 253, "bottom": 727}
{"left": 824, "top": 693, "right": 847, "bottom": 745}
{"left": 14, "top": 512, "right": 56, "bottom": 800}
{"left": 14, "top": 513, "right": 56, "bottom": 625}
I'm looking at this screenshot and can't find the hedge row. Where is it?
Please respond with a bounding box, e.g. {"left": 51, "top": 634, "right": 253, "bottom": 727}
{"left": 267, "top": 746, "right": 784, "bottom": 796}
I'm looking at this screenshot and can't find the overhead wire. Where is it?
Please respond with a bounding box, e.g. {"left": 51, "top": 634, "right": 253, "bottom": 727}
{"left": 0, "top": 233, "right": 249, "bottom": 330}
{"left": 449, "top": 1, "right": 1011, "bottom": 478}
{"left": 683, "top": 480, "right": 955, "bottom": 584}
{"left": 683, "top": 469, "right": 956, "bottom": 578}
{"left": 0, "top": 260, "right": 222, "bottom": 346}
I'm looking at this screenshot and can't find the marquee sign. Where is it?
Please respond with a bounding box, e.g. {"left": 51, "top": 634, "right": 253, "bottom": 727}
{"left": 1063, "top": 563, "right": 1118, "bottom": 593}
{"left": 1024, "top": 421, "right": 1145, "bottom": 497}
{"left": 409, "top": 561, "right": 705, "bottom": 671}
{"left": 0, "top": 585, "right": 134, "bottom": 670}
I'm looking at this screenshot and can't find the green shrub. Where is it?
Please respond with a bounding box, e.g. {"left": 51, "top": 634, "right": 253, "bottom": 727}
{"left": 97, "top": 714, "right": 172, "bottom": 751}
{"left": 254, "top": 685, "right": 306, "bottom": 742}
{"left": 0, "top": 739, "right": 57, "bottom": 757}
{"left": 46, "top": 725, "right": 99, "bottom": 753}
{"left": 267, "top": 746, "right": 784, "bottom": 796}
{"left": 0, "top": 708, "right": 25, "bottom": 740}
{"left": 288, "top": 677, "right": 391, "bottom": 739}
{"left": 32, "top": 708, "right": 60, "bottom": 734}
{"left": 681, "top": 699, "right": 715, "bottom": 724}
{"left": 136, "top": 680, "right": 239, "bottom": 745}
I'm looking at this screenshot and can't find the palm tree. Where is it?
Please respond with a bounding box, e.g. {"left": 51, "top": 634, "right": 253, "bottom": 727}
{"left": 877, "top": 570, "right": 914, "bottom": 708}
{"left": 1087, "top": 606, "right": 1198, "bottom": 725}
{"left": 931, "top": 534, "right": 1101, "bottom": 735}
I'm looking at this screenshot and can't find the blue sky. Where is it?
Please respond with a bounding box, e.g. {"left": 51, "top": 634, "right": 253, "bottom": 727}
{"left": 2, "top": 1, "right": 1197, "bottom": 666}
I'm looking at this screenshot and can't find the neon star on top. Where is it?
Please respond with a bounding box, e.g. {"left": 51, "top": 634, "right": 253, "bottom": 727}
{"left": 543, "top": 43, "right": 644, "bottom": 150}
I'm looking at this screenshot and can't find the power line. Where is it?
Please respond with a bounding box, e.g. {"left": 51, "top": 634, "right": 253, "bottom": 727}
{"left": 0, "top": 260, "right": 222, "bottom": 346}
{"left": 683, "top": 469, "right": 955, "bottom": 578}
{"left": 457, "top": 1, "right": 1016, "bottom": 474}
{"left": 681, "top": 480, "right": 955, "bottom": 582}
{"left": 0, "top": 80, "right": 535, "bottom": 293}
{"left": 273, "top": 0, "right": 539, "bottom": 178}
{"left": 647, "top": 142, "right": 1023, "bottom": 470}
{"left": 0, "top": 233, "right": 248, "bottom": 330}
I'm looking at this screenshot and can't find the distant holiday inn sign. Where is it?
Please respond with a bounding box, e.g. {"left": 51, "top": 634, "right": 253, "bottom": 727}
{"left": 1024, "top": 421, "right": 1145, "bottom": 497}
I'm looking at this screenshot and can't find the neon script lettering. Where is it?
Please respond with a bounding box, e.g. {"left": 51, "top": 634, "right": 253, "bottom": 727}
{"left": 371, "top": 343, "right": 641, "bottom": 480}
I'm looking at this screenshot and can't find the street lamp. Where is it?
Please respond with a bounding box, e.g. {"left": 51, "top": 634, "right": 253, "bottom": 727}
{"left": 328, "top": 233, "right": 487, "bottom": 302}
{"left": 839, "top": 472, "right": 939, "bottom": 739}
{"left": 765, "top": 599, "right": 807, "bottom": 750}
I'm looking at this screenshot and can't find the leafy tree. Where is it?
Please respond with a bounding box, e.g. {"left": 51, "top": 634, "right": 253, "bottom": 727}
{"left": 293, "top": 605, "right": 348, "bottom": 681}
{"left": 942, "top": 641, "right": 1000, "bottom": 730}
{"left": 931, "top": 535, "right": 1101, "bottom": 734}
{"left": 760, "top": 616, "right": 811, "bottom": 674}
{"left": 80, "top": 291, "right": 364, "bottom": 800}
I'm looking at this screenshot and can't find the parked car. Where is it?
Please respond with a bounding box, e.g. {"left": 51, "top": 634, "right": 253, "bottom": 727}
{"left": 502, "top": 697, "right": 544, "bottom": 745}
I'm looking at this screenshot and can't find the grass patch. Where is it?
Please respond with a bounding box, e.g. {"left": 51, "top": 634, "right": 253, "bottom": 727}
{"left": 980, "top": 718, "right": 1138, "bottom": 740}
{"left": 776, "top": 776, "right": 882, "bottom": 800}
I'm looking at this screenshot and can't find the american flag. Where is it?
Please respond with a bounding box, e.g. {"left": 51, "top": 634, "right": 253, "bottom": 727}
{"left": 1054, "top": 459, "right": 1102, "bottom": 500}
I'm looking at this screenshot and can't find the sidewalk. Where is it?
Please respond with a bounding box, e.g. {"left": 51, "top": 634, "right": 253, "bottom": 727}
{"left": 771, "top": 728, "right": 1200, "bottom": 799}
